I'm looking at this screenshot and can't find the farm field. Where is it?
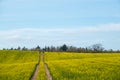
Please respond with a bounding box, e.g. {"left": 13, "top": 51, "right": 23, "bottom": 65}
{"left": 0, "top": 50, "right": 39, "bottom": 80}
{"left": 0, "top": 51, "right": 120, "bottom": 80}
{"left": 37, "top": 53, "right": 47, "bottom": 80}
{"left": 36, "top": 62, "right": 47, "bottom": 80}
{"left": 45, "top": 52, "right": 120, "bottom": 80}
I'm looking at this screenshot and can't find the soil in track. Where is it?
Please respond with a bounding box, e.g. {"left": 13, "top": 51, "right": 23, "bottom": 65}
{"left": 30, "top": 51, "right": 52, "bottom": 80}
{"left": 30, "top": 52, "right": 40, "bottom": 80}
{"left": 42, "top": 52, "right": 52, "bottom": 80}
{"left": 44, "top": 63, "right": 52, "bottom": 80}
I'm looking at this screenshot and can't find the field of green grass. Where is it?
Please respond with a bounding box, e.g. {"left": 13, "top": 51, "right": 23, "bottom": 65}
{"left": 0, "top": 50, "right": 39, "bottom": 80}
{"left": 45, "top": 52, "right": 120, "bottom": 80}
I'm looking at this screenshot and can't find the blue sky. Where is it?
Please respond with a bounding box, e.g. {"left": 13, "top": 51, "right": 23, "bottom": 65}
{"left": 0, "top": 0, "right": 120, "bottom": 49}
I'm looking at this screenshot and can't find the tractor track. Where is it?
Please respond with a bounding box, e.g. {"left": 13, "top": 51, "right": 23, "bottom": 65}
{"left": 30, "top": 52, "right": 40, "bottom": 80}
{"left": 42, "top": 52, "right": 52, "bottom": 80}
{"left": 30, "top": 51, "right": 52, "bottom": 80}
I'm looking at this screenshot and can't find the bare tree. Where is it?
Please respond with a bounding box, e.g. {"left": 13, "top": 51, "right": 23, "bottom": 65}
{"left": 91, "top": 44, "right": 104, "bottom": 52}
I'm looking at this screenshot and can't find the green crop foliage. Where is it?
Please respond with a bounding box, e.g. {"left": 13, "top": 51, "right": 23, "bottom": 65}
{"left": 0, "top": 50, "right": 39, "bottom": 80}
{"left": 45, "top": 52, "right": 120, "bottom": 80}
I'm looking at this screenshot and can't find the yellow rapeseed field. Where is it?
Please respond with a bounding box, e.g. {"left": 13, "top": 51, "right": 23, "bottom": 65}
{"left": 0, "top": 50, "right": 39, "bottom": 80}
{"left": 1, "top": 51, "right": 120, "bottom": 80}
{"left": 45, "top": 52, "right": 120, "bottom": 80}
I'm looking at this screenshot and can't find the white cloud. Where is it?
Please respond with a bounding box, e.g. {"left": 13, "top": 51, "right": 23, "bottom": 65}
{"left": 0, "top": 23, "right": 120, "bottom": 40}
{"left": 0, "top": 23, "right": 120, "bottom": 49}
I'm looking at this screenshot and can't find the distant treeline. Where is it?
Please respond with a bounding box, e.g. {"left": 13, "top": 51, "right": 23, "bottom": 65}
{"left": 2, "top": 44, "right": 120, "bottom": 53}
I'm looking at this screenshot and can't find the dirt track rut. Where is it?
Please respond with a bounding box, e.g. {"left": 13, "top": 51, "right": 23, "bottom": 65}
{"left": 42, "top": 53, "right": 52, "bottom": 80}
{"left": 30, "top": 52, "right": 52, "bottom": 80}
{"left": 30, "top": 52, "right": 40, "bottom": 80}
